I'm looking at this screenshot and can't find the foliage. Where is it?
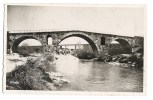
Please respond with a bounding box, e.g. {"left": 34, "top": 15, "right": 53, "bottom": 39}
{"left": 18, "top": 50, "right": 30, "bottom": 57}
{"left": 42, "top": 52, "right": 55, "bottom": 62}
{"left": 108, "top": 44, "right": 131, "bottom": 55}
{"left": 129, "top": 53, "right": 143, "bottom": 68}
{"left": 18, "top": 46, "right": 43, "bottom": 56}
{"left": 6, "top": 56, "right": 56, "bottom": 90}
{"left": 76, "top": 49, "right": 95, "bottom": 59}
{"left": 97, "top": 52, "right": 112, "bottom": 62}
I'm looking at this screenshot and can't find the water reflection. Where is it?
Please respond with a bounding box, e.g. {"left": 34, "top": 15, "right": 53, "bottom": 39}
{"left": 47, "top": 55, "right": 143, "bottom": 92}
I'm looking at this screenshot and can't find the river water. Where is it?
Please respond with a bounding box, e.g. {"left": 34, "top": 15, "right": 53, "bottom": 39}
{"left": 47, "top": 55, "right": 143, "bottom": 92}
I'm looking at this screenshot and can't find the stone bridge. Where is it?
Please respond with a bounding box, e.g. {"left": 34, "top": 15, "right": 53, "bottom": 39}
{"left": 7, "top": 30, "right": 144, "bottom": 56}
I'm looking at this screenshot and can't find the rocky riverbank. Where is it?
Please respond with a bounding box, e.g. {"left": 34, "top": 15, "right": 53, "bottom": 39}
{"left": 96, "top": 53, "right": 143, "bottom": 68}
{"left": 6, "top": 53, "right": 69, "bottom": 90}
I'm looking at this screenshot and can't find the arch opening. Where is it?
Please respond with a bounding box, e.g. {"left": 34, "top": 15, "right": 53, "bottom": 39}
{"left": 101, "top": 36, "right": 106, "bottom": 45}
{"left": 57, "top": 34, "right": 98, "bottom": 58}
{"left": 12, "top": 36, "right": 42, "bottom": 54}
{"left": 47, "top": 35, "right": 52, "bottom": 45}
{"left": 108, "top": 39, "right": 132, "bottom": 55}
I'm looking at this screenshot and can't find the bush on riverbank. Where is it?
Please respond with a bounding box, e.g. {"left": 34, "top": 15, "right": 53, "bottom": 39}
{"left": 6, "top": 54, "right": 69, "bottom": 90}
{"left": 96, "top": 52, "right": 143, "bottom": 68}
{"left": 18, "top": 46, "right": 43, "bottom": 54}
{"left": 76, "top": 49, "right": 95, "bottom": 59}
{"left": 96, "top": 52, "right": 112, "bottom": 62}
{"left": 42, "top": 52, "right": 55, "bottom": 62}
{"left": 128, "top": 53, "right": 143, "bottom": 68}
{"left": 18, "top": 50, "right": 30, "bottom": 57}
{"left": 6, "top": 57, "right": 53, "bottom": 90}
{"left": 111, "top": 53, "right": 143, "bottom": 68}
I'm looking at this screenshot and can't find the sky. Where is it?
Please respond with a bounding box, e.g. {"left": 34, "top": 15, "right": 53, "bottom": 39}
{"left": 7, "top": 5, "right": 145, "bottom": 46}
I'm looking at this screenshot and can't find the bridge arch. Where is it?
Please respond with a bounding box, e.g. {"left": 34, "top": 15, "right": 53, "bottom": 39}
{"left": 58, "top": 33, "right": 98, "bottom": 56}
{"left": 109, "top": 38, "right": 132, "bottom": 55}
{"left": 11, "top": 36, "right": 43, "bottom": 53}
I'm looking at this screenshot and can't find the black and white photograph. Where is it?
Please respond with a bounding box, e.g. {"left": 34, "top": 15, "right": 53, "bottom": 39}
{"left": 3, "top": 4, "right": 146, "bottom": 95}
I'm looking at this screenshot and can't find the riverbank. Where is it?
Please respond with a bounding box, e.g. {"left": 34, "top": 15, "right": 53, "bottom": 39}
{"left": 6, "top": 53, "right": 69, "bottom": 90}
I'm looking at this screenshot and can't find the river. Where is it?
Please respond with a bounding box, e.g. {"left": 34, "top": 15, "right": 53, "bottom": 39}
{"left": 46, "top": 55, "right": 143, "bottom": 92}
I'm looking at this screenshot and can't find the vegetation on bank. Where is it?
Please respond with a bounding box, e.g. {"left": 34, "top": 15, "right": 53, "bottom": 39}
{"left": 6, "top": 53, "right": 69, "bottom": 90}
{"left": 74, "top": 49, "right": 95, "bottom": 59}
{"left": 17, "top": 46, "right": 42, "bottom": 57}
{"left": 96, "top": 53, "right": 143, "bottom": 68}
{"left": 73, "top": 48, "right": 143, "bottom": 68}
{"left": 18, "top": 46, "right": 43, "bottom": 53}
{"left": 72, "top": 49, "right": 95, "bottom": 60}
{"left": 16, "top": 43, "right": 143, "bottom": 69}
{"left": 108, "top": 44, "right": 132, "bottom": 56}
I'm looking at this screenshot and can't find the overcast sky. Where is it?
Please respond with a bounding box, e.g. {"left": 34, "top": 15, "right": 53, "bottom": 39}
{"left": 7, "top": 5, "right": 145, "bottom": 46}
{"left": 7, "top": 5, "right": 145, "bottom": 37}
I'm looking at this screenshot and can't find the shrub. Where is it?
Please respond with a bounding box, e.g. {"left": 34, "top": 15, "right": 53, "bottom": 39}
{"left": 34, "top": 47, "right": 41, "bottom": 53}
{"left": 76, "top": 50, "right": 95, "bottom": 59}
{"left": 97, "top": 52, "right": 112, "bottom": 62}
{"left": 129, "top": 53, "right": 143, "bottom": 68}
{"left": 6, "top": 57, "right": 55, "bottom": 90}
{"left": 42, "top": 52, "right": 55, "bottom": 62}
{"left": 18, "top": 50, "right": 30, "bottom": 57}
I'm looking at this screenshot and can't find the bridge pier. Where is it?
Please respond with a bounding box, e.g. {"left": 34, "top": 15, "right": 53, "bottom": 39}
{"left": 96, "top": 45, "right": 109, "bottom": 57}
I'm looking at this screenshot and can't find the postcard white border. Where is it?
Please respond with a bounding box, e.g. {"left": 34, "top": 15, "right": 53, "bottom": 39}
{"left": 2, "top": 3, "right": 147, "bottom": 96}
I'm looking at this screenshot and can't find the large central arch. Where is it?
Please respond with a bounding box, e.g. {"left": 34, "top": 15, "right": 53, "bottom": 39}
{"left": 58, "top": 33, "right": 98, "bottom": 56}
{"left": 12, "top": 36, "right": 42, "bottom": 53}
